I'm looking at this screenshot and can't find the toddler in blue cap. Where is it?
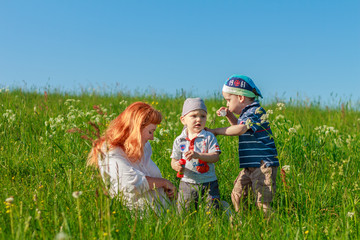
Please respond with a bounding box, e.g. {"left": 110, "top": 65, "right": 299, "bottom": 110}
{"left": 207, "top": 75, "right": 279, "bottom": 217}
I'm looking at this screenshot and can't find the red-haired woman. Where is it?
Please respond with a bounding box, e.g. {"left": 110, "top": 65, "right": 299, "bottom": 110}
{"left": 88, "top": 102, "right": 175, "bottom": 213}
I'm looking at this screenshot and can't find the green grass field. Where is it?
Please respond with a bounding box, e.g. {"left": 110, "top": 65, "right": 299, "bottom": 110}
{"left": 1, "top": 89, "right": 359, "bottom": 239}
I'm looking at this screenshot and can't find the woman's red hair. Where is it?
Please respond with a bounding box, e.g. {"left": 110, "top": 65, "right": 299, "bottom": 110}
{"left": 87, "top": 102, "right": 162, "bottom": 167}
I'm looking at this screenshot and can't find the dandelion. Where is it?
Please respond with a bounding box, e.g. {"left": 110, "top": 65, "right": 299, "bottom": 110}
{"left": 305, "top": 230, "right": 309, "bottom": 234}
{"left": 72, "top": 191, "right": 83, "bottom": 199}
{"left": 219, "top": 109, "right": 227, "bottom": 117}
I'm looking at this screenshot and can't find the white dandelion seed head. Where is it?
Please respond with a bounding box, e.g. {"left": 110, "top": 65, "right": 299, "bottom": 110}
{"left": 5, "top": 197, "right": 14, "bottom": 203}
{"left": 72, "top": 191, "right": 83, "bottom": 199}
{"left": 219, "top": 109, "right": 227, "bottom": 117}
{"left": 282, "top": 165, "right": 290, "bottom": 173}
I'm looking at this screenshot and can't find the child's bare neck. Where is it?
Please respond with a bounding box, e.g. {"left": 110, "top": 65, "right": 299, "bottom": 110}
{"left": 187, "top": 129, "right": 201, "bottom": 140}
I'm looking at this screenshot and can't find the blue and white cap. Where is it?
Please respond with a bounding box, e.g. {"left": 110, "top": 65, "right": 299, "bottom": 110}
{"left": 222, "top": 75, "right": 263, "bottom": 99}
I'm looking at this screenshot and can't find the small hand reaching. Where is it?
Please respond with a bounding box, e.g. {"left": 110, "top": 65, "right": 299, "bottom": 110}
{"left": 184, "top": 150, "right": 199, "bottom": 161}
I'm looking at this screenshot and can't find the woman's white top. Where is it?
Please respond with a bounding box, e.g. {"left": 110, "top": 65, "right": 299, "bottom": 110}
{"left": 98, "top": 141, "right": 170, "bottom": 213}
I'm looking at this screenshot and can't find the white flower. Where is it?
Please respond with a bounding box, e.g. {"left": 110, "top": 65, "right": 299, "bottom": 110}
{"left": 153, "top": 137, "right": 160, "bottom": 143}
{"left": 245, "top": 119, "right": 253, "bottom": 129}
{"left": 275, "top": 115, "right": 284, "bottom": 121}
{"left": 288, "top": 128, "right": 297, "bottom": 134}
{"left": 282, "top": 165, "right": 290, "bottom": 173}
{"left": 55, "top": 232, "right": 69, "bottom": 240}
{"left": 267, "top": 109, "right": 273, "bottom": 115}
{"left": 260, "top": 113, "right": 269, "bottom": 123}
{"left": 220, "top": 119, "right": 226, "bottom": 125}
{"left": 276, "top": 102, "right": 285, "bottom": 111}
{"left": 5, "top": 197, "right": 14, "bottom": 203}
{"left": 255, "top": 107, "right": 263, "bottom": 114}
{"left": 347, "top": 212, "right": 355, "bottom": 218}
{"left": 72, "top": 191, "right": 83, "bottom": 199}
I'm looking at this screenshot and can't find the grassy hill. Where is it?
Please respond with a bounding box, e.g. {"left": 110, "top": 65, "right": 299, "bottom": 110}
{"left": 1, "top": 89, "right": 359, "bottom": 239}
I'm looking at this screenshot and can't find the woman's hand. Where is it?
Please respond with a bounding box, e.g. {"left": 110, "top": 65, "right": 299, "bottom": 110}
{"left": 163, "top": 180, "right": 176, "bottom": 199}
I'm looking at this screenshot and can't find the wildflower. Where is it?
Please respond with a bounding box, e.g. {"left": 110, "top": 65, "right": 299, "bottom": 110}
{"left": 267, "top": 109, "right": 273, "bottom": 115}
{"left": 245, "top": 118, "right": 253, "bottom": 129}
{"left": 55, "top": 232, "right": 69, "bottom": 240}
{"left": 260, "top": 113, "right": 269, "bottom": 123}
{"left": 282, "top": 165, "right": 290, "bottom": 173}
{"left": 72, "top": 191, "right": 83, "bottom": 199}
{"left": 220, "top": 119, "right": 226, "bottom": 125}
{"left": 275, "top": 115, "right": 284, "bottom": 121}
{"left": 288, "top": 128, "right": 297, "bottom": 134}
{"left": 305, "top": 230, "right": 309, "bottom": 234}
{"left": 5, "top": 197, "right": 14, "bottom": 204}
{"left": 255, "top": 107, "right": 263, "bottom": 114}
{"left": 276, "top": 102, "right": 285, "bottom": 111}
{"left": 347, "top": 212, "right": 355, "bottom": 218}
{"left": 153, "top": 137, "right": 160, "bottom": 143}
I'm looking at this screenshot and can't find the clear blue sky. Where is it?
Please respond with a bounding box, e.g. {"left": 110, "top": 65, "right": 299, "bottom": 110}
{"left": 1, "top": 0, "right": 359, "bottom": 104}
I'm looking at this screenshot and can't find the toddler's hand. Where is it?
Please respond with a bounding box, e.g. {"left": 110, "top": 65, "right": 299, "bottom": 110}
{"left": 172, "top": 160, "right": 184, "bottom": 172}
{"left": 184, "top": 150, "right": 199, "bottom": 160}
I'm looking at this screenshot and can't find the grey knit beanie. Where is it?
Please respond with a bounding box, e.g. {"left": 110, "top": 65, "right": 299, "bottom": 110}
{"left": 181, "top": 98, "right": 207, "bottom": 116}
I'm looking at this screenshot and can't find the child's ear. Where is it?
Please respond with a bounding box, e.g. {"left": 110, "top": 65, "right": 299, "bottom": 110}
{"left": 180, "top": 116, "right": 186, "bottom": 125}
{"left": 238, "top": 95, "right": 245, "bottom": 103}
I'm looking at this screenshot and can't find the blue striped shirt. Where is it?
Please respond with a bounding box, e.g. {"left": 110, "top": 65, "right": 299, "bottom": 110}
{"left": 237, "top": 102, "right": 279, "bottom": 168}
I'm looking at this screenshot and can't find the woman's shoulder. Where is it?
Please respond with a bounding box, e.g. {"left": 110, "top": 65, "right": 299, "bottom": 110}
{"left": 99, "top": 144, "right": 129, "bottom": 164}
